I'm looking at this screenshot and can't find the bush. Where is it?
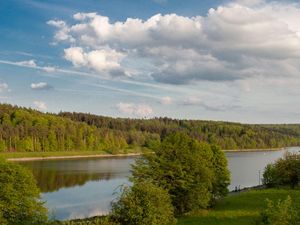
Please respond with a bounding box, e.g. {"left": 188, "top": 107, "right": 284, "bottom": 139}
{"left": 0, "top": 158, "right": 48, "bottom": 225}
{"left": 263, "top": 164, "right": 278, "bottom": 188}
{"left": 256, "top": 196, "right": 300, "bottom": 225}
{"left": 263, "top": 153, "right": 300, "bottom": 188}
{"left": 111, "top": 182, "right": 176, "bottom": 225}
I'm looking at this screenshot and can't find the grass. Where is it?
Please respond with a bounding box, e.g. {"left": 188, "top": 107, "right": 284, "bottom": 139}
{"left": 0, "top": 147, "right": 145, "bottom": 159}
{"left": 178, "top": 188, "right": 300, "bottom": 225}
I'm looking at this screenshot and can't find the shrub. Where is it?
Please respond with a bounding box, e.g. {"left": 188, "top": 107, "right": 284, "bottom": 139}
{"left": 110, "top": 182, "right": 176, "bottom": 225}
{"left": 263, "top": 153, "right": 300, "bottom": 188}
{"left": 263, "top": 164, "right": 278, "bottom": 188}
{"left": 256, "top": 196, "right": 300, "bottom": 225}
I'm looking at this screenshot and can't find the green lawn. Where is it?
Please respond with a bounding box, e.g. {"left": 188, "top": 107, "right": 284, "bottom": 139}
{"left": 178, "top": 188, "right": 300, "bottom": 225}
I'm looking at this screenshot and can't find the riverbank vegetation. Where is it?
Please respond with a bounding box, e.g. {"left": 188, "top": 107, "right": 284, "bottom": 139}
{"left": 0, "top": 158, "right": 49, "bottom": 225}
{"left": 1, "top": 103, "right": 300, "bottom": 155}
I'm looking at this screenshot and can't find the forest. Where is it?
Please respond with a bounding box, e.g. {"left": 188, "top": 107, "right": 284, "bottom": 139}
{"left": 1, "top": 103, "right": 300, "bottom": 153}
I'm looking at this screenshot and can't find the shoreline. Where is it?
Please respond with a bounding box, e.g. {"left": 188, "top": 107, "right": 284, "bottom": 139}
{"left": 223, "top": 147, "right": 285, "bottom": 153}
{"left": 6, "top": 153, "right": 142, "bottom": 162}
{"left": 4, "top": 147, "right": 292, "bottom": 162}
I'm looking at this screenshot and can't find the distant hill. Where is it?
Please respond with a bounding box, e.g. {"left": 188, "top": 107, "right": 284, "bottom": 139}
{"left": 0, "top": 103, "right": 300, "bottom": 153}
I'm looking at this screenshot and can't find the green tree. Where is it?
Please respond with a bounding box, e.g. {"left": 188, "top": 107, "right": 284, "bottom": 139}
{"left": 276, "top": 153, "right": 300, "bottom": 189}
{"left": 111, "top": 182, "right": 176, "bottom": 225}
{"left": 132, "top": 132, "right": 230, "bottom": 215}
{"left": 0, "top": 159, "right": 48, "bottom": 225}
{"left": 210, "top": 145, "right": 230, "bottom": 202}
{"left": 263, "top": 153, "right": 300, "bottom": 189}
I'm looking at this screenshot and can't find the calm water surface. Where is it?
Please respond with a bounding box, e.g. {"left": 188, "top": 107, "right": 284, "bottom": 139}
{"left": 18, "top": 147, "right": 300, "bottom": 220}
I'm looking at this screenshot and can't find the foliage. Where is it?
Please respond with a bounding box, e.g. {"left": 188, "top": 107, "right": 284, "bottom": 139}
{"left": 263, "top": 153, "right": 300, "bottom": 188}
{"left": 0, "top": 158, "right": 48, "bottom": 225}
{"left": 1, "top": 103, "right": 300, "bottom": 154}
{"left": 131, "top": 132, "right": 230, "bottom": 215}
{"left": 256, "top": 196, "right": 300, "bottom": 225}
{"left": 110, "top": 182, "right": 176, "bottom": 225}
{"left": 262, "top": 164, "right": 278, "bottom": 188}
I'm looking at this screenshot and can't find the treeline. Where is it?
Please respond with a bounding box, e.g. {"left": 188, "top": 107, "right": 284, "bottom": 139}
{"left": 0, "top": 103, "right": 300, "bottom": 153}
{"left": 59, "top": 111, "right": 300, "bottom": 150}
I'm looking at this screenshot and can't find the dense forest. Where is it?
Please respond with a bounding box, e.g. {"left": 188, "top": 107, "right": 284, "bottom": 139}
{"left": 1, "top": 103, "right": 300, "bottom": 153}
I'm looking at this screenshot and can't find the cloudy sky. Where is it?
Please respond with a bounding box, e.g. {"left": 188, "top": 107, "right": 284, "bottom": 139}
{"left": 1, "top": 0, "right": 300, "bottom": 123}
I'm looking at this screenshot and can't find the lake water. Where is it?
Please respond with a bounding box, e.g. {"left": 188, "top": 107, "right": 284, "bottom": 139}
{"left": 18, "top": 147, "right": 300, "bottom": 220}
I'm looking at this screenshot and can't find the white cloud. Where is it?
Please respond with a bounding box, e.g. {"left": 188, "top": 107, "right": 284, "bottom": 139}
{"left": 17, "top": 59, "right": 37, "bottom": 68}
{"left": 47, "top": 20, "right": 73, "bottom": 41}
{"left": 33, "top": 101, "right": 47, "bottom": 111}
{"left": 31, "top": 82, "right": 52, "bottom": 90}
{"left": 64, "top": 47, "right": 126, "bottom": 76}
{"left": 0, "top": 83, "right": 8, "bottom": 92}
{"left": 160, "top": 96, "right": 173, "bottom": 105}
{"left": 48, "top": 2, "right": 300, "bottom": 84}
{"left": 64, "top": 47, "right": 86, "bottom": 66}
{"left": 13, "top": 60, "right": 57, "bottom": 73}
{"left": 117, "top": 102, "right": 153, "bottom": 117}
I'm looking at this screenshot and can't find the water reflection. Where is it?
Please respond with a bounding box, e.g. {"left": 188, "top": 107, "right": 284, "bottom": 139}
{"left": 19, "top": 156, "right": 135, "bottom": 193}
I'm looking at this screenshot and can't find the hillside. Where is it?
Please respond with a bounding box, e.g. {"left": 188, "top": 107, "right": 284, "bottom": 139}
{"left": 0, "top": 103, "right": 300, "bottom": 153}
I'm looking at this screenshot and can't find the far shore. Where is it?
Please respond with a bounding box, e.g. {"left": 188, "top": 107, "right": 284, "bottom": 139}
{"left": 6, "top": 153, "right": 143, "bottom": 162}
{"left": 223, "top": 147, "right": 286, "bottom": 153}
{"left": 2, "top": 147, "right": 292, "bottom": 162}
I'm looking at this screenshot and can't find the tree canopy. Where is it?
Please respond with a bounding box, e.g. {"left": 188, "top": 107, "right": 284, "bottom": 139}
{"left": 0, "top": 158, "right": 48, "bottom": 225}
{"left": 131, "top": 132, "right": 230, "bottom": 215}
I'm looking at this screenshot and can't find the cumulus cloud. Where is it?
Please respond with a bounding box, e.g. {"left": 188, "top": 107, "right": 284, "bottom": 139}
{"left": 117, "top": 102, "right": 153, "bottom": 117}
{"left": 33, "top": 101, "right": 47, "bottom": 111}
{"left": 48, "top": 1, "right": 300, "bottom": 84}
{"left": 0, "top": 83, "right": 8, "bottom": 92}
{"left": 64, "top": 47, "right": 126, "bottom": 76}
{"left": 31, "top": 82, "right": 53, "bottom": 90}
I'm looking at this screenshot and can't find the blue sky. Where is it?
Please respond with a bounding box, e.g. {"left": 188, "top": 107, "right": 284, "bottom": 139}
{"left": 1, "top": 0, "right": 300, "bottom": 123}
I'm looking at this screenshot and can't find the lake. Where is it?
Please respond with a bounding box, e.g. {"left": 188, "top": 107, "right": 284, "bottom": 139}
{"left": 18, "top": 147, "right": 300, "bottom": 220}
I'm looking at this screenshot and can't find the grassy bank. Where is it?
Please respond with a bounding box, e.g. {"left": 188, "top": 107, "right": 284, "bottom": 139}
{"left": 0, "top": 147, "right": 146, "bottom": 160}
{"left": 1, "top": 146, "right": 289, "bottom": 161}
{"left": 178, "top": 188, "right": 300, "bottom": 225}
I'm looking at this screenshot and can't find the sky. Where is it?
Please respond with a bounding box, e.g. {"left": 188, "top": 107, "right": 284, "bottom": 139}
{"left": 1, "top": 0, "right": 300, "bottom": 123}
